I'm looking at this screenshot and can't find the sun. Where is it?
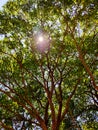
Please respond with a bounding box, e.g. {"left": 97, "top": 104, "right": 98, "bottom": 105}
{"left": 34, "top": 33, "right": 50, "bottom": 52}
{"left": 38, "top": 36, "right": 44, "bottom": 42}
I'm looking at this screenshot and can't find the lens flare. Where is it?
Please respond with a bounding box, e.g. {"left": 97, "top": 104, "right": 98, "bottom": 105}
{"left": 38, "top": 36, "right": 44, "bottom": 42}
{"left": 33, "top": 33, "right": 50, "bottom": 53}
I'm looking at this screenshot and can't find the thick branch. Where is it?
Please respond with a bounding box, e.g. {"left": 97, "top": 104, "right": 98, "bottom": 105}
{"left": 0, "top": 122, "right": 14, "bottom": 130}
{"left": 61, "top": 79, "right": 80, "bottom": 121}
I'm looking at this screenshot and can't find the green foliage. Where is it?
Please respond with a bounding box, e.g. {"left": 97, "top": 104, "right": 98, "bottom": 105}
{"left": 82, "top": 121, "right": 98, "bottom": 130}
{"left": 0, "top": 0, "right": 98, "bottom": 129}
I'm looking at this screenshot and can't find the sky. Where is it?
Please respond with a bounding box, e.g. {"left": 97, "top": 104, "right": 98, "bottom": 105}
{"left": 0, "top": 0, "right": 8, "bottom": 10}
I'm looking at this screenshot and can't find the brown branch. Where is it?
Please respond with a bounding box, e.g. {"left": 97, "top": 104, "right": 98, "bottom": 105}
{"left": 70, "top": 23, "right": 98, "bottom": 91}
{"left": 0, "top": 83, "right": 47, "bottom": 130}
{"left": 76, "top": 42, "right": 98, "bottom": 91}
{"left": 61, "top": 11, "right": 98, "bottom": 91}
{"left": 61, "top": 79, "right": 80, "bottom": 121}
{"left": 45, "top": 54, "right": 55, "bottom": 96}
{"left": 0, "top": 104, "right": 40, "bottom": 127}
{"left": 56, "top": 71, "right": 63, "bottom": 128}
{"left": 45, "top": 54, "right": 57, "bottom": 129}
{"left": 38, "top": 54, "right": 57, "bottom": 129}
{"left": 0, "top": 122, "right": 14, "bottom": 130}
{"left": 44, "top": 101, "right": 49, "bottom": 126}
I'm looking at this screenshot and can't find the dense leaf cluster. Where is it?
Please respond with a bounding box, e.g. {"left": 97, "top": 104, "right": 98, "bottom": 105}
{"left": 0, "top": 0, "right": 98, "bottom": 130}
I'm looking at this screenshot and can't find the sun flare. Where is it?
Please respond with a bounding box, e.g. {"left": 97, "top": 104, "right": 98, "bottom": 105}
{"left": 38, "top": 36, "right": 44, "bottom": 42}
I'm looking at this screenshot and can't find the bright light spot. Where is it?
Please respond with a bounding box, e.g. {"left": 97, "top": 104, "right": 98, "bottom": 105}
{"left": 38, "top": 36, "right": 44, "bottom": 42}
{"left": 34, "top": 33, "right": 50, "bottom": 53}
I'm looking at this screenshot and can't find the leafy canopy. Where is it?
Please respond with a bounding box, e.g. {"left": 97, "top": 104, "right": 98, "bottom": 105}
{"left": 0, "top": 0, "right": 98, "bottom": 130}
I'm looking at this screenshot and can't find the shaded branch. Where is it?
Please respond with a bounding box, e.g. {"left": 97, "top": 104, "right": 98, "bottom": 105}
{"left": 61, "top": 79, "right": 80, "bottom": 121}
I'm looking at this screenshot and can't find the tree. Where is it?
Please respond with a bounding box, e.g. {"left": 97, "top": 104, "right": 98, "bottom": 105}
{"left": 0, "top": 0, "right": 98, "bottom": 130}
